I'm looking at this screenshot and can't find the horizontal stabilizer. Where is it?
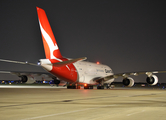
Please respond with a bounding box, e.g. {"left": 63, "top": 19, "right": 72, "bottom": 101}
{"left": 0, "top": 59, "right": 38, "bottom": 66}
{"left": 51, "top": 57, "right": 87, "bottom": 67}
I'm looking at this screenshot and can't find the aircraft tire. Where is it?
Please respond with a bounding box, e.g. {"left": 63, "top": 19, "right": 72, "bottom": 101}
{"left": 97, "top": 85, "right": 104, "bottom": 89}
{"left": 84, "top": 85, "right": 93, "bottom": 89}
{"left": 67, "top": 85, "right": 76, "bottom": 89}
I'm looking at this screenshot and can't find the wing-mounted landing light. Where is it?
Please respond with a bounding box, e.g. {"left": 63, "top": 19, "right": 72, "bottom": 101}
{"left": 37, "top": 61, "right": 41, "bottom": 65}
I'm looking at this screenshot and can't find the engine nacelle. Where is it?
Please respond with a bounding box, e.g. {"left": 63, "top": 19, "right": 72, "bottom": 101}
{"left": 146, "top": 75, "right": 158, "bottom": 85}
{"left": 19, "top": 75, "right": 35, "bottom": 84}
{"left": 122, "top": 77, "right": 134, "bottom": 87}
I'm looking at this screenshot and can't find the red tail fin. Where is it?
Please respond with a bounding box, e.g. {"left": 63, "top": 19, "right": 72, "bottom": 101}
{"left": 36, "top": 7, "right": 62, "bottom": 59}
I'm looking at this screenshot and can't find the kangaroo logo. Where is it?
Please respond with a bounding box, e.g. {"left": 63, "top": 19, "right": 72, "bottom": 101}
{"left": 39, "top": 21, "right": 62, "bottom": 62}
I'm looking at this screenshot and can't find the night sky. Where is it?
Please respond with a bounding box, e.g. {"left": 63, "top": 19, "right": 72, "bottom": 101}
{"left": 0, "top": 0, "right": 166, "bottom": 82}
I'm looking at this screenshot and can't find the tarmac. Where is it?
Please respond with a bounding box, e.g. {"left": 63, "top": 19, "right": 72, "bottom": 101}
{"left": 0, "top": 85, "right": 166, "bottom": 120}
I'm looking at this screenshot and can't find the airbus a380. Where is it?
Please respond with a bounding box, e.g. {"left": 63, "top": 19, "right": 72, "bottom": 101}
{"left": 0, "top": 7, "right": 165, "bottom": 89}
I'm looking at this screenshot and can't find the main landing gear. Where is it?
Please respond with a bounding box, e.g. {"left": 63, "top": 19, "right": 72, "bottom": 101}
{"left": 67, "top": 84, "right": 105, "bottom": 89}
{"left": 84, "top": 84, "right": 93, "bottom": 89}
{"left": 67, "top": 80, "right": 106, "bottom": 89}
{"left": 97, "top": 85, "right": 104, "bottom": 89}
{"left": 67, "top": 84, "right": 94, "bottom": 89}
{"left": 67, "top": 85, "right": 77, "bottom": 89}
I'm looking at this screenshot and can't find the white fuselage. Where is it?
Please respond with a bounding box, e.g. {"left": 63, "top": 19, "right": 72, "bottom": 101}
{"left": 74, "top": 61, "right": 114, "bottom": 84}
{"left": 40, "top": 58, "right": 114, "bottom": 85}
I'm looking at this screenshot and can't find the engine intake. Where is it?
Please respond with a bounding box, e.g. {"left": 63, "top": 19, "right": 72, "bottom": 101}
{"left": 19, "top": 75, "right": 35, "bottom": 84}
{"left": 123, "top": 77, "right": 134, "bottom": 87}
{"left": 19, "top": 75, "right": 28, "bottom": 83}
{"left": 146, "top": 75, "right": 158, "bottom": 85}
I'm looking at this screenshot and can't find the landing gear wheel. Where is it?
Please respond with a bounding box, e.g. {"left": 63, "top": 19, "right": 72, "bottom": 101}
{"left": 67, "top": 85, "right": 76, "bottom": 89}
{"left": 54, "top": 80, "right": 60, "bottom": 86}
{"left": 84, "top": 85, "right": 93, "bottom": 89}
{"left": 89, "top": 85, "right": 93, "bottom": 89}
{"left": 97, "top": 85, "right": 104, "bottom": 89}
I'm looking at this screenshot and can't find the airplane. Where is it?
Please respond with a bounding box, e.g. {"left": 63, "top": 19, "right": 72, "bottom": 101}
{"left": 0, "top": 7, "right": 166, "bottom": 89}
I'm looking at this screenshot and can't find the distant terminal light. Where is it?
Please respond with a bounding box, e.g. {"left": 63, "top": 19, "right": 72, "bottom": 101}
{"left": 96, "top": 62, "right": 100, "bottom": 65}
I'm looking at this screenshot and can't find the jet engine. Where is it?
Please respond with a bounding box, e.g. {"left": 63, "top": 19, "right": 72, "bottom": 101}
{"left": 122, "top": 77, "right": 134, "bottom": 87}
{"left": 19, "top": 75, "right": 35, "bottom": 84}
{"left": 146, "top": 75, "right": 158, "bottom": 85}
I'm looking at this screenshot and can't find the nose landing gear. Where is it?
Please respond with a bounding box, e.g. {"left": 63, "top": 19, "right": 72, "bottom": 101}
{"left": 97, "top": 80, "right": 105, "bottom": 89}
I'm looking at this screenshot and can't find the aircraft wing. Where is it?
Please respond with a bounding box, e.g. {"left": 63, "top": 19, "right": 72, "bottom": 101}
{"left": 0, "top": 58, "right": 86, "bottom": 84}
{"left": 10, "top": 71, "right": 54, "bottom": 79}
{"left": 0, "top": 70, "right": 55, "bottom": 82}
{"left": 96, "top": 70, "right": 166, "bottom": 83}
